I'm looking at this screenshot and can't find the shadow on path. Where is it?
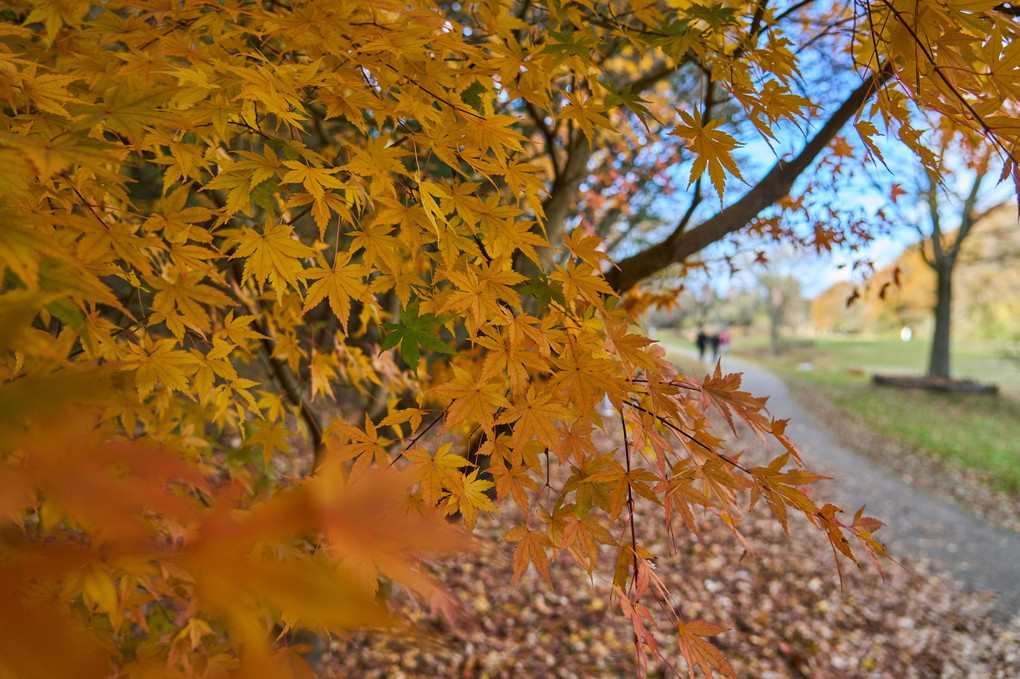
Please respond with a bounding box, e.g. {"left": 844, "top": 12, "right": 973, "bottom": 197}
{"left": 674, "top": 348, "right": 1020, "bottom": 621}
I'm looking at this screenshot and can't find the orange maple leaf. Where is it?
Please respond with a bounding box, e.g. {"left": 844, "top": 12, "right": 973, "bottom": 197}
{"left": 699, "top": 364, "right": 770, "bottom": 434}
{"left": 432, "top": 366, "right": 510, "bottom": 435}
{"left": 676, "top": 619, "right": 736, "bottom": 679}
{"left": 503, "top": 526, "right": 553, "bottom": 588}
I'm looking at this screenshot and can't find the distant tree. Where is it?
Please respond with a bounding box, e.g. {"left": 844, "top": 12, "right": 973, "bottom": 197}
{"left": 757, "top": 272, "right": 805, "bottom": 355}
{"left": 912, "top": 139, "right": 1012, "bottom": 379}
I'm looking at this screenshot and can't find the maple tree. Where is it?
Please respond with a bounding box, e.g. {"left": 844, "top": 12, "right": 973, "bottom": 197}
{"left": 2, "top": 0, "right": 1019, "bottom": 677}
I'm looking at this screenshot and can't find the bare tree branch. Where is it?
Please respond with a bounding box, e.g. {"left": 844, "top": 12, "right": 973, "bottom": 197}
{"left": 947, "top": 168, "right": 986, "bottom": 262}
{"left": 526, "top": 100, "right": 561, "bottom": 179}
{"left": 607, "top": 65, "right": 893, "bottom": 293}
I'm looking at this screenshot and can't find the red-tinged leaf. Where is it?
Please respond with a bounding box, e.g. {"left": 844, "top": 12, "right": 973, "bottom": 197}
{"left": 749, "top": 453, "right": 828, "bottom": 535}
{"left": 611, "top": 543, "right": 655, "bottom": 591}
{"left": 619, "top": 592, "right": 660, "bottom": 660}
{"left": 770, "top": 418, "right": 805, "bottom": 466}
{"left": 676, "top": 619, "right": 736, "bottom": 679}
{"left": 554, "top": 419, "right": 599, "bottom": 464}
{"left": 490, "top": 460, "right": 539, "bottom": 512}
{"left": 699, "top": 364, "right": 770, "bottom": 434}
{"left": 657, "top": 473, "right": 712, "bottom": 538}
{"left": 817, "top": 503, "right": 856, "bottom": 564}
{"left": 550, "top": 507, "right": 612, "bottom": 572}
{"left": 853, "top": 506, "right": 885, "bottom": 534}
{"left": 851, "top": 506, "right": 891, "bottom": 578}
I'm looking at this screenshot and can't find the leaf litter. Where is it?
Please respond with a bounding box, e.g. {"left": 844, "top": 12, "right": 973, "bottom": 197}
{"left": 320, "top": 415, "right": 1020, "bottom": 678}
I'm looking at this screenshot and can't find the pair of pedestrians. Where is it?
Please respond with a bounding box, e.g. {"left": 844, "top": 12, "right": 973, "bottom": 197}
{"left": 695, "top": 327, "right": 730, "bottom": 363}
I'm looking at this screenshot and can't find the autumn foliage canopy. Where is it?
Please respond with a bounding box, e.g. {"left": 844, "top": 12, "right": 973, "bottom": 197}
{"left": 1, "top": 0, "right": 1017, "bottom": 677}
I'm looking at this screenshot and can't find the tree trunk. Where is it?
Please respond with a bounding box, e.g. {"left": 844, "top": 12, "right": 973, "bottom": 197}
{"left": 769, "top": 309, "right": 781, "bottom": 356}
{"left": 769, "top": 286, "right": 783, "bottom": 356}
{"left": 928, "top": 265, "right": 953, "bottom": 379}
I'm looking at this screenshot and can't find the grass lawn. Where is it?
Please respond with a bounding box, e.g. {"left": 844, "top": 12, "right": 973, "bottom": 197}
{"left": 721, "top": 334, "right": 1020, "bottom": 494}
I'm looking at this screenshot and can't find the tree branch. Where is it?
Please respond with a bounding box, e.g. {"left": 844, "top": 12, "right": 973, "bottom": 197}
{"left": 969, "top": 199, "right": 1010, "bottom": 226}
{"left": 993, "top": 3, "right": 1020, "bottom": 18}
{"left": 606, "top": 65, "right": 893, "bottom": 293}
{"left": 540, "top": 133, "right": 593, "bottom": 248}
{"left": 913, "top": 220, "right": 934, "bottom": 268}
{"left": 924, "top": 166, "right": 947, "bottom": 268}
{"left": 948, "top": 168, "right": 987, "bottom": 261}
{"left": 526, "top": 100, "right": 561, "bottom": 179}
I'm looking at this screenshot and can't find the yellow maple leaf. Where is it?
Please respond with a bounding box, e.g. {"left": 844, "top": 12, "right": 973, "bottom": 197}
{"left": 669, "top": 109, "right": 744, "bottom": 201}
{"left": 148, "top": 270, "right": 232, "bottom": 339}
{"left": 563, "top": 226, "right": 611, "bottom": 269}
{"left": 548, "top": 342, "right": 623, "bottom": 414}
{"left": 302, "top": 254, "right": 368, "bottom": 332}
{"left": 126, "top": 336, "right": 200, "bottom": 398}
{"left": 560, "top": 91, "right": 611, "bottom": 143}
{"left": 18, "top": 68, "right": 78, "bottom": 117}
{"left": 404, "top": 443, "right": 471, "bottom": 508}
{"left": 549, "top": 260, "right": 614, "bottom": 308}
{"left": 231, "top": 222, "right": 314, "bottom": 292}
{"left": 417, "top": 180, "right": 449, "bottom": 235}
{"left": 442, "top": 260, "right": 525, "bottom": 333}
{"left": 445, "top": 468, "right": 496, "bottom": 530}
{"left": 281, "top": 159, "right": 346, "bottom": 200}
{"left": 310, "top": 349, "right": 340, "bottom": 401}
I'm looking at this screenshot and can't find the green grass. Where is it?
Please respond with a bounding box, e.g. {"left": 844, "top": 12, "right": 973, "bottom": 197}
{"left": 827, "top": 386, "right": 1020, "bottom": 492}
{"left": 726, "top": 334, "right": 1020, "bottom": 494}
{"left": 734, "top": 334, "right": 1020, "bottom": 395}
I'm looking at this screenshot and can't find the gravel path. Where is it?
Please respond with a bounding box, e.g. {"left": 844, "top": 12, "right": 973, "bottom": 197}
{"left": 712, "top": 352, "right": 1020, "bottom": 621}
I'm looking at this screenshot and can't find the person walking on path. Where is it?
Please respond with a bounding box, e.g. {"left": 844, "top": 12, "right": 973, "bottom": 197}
{"left": 709, "top": 332, "right": 720, "bottom": 364}
{"left": 695, "top": 327, "right": 708, "bottom": 361}
{"left": 719, "top": 328, "right": 731, "bottom": 355}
